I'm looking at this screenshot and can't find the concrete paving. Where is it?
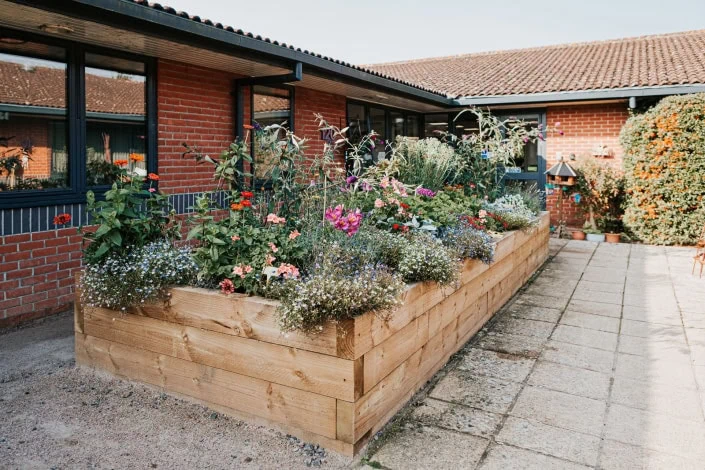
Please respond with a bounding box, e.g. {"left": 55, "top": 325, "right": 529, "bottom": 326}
{"left": 366, "top": 239, "right": 705, "bottom": 469}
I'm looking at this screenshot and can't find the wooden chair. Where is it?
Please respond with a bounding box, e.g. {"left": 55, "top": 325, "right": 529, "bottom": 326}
{"left": 693, "top": 225, "right": 705, "bottom": 278}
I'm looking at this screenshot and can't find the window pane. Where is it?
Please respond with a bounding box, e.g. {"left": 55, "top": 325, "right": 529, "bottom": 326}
{"left": 0, "top": 43, "right": 68, "bottom": 191}
{"left": 424, "top": 114, "right": 448, "bottom": 138}
{"left": 369, "top": 107, "right": 385, "bottom": 138}
{"left": 453, "top": 114, "right": 479, "bottom": 139}
{"left": 347, "top": 102, "right": 367, "bottom": 142}
{"left": 253, "top": 85, "right": 291, "bottom": 182}
{"left": 390, "top": 111, "right": 404, "bottom": 142}
{"left": 85, "top": 54, "right": 146, "bottom": 186}
{"left": 405, "top": 115, "right": 420, "bottom": 138}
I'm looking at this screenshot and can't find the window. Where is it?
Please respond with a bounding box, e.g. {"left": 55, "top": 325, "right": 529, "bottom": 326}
{"left": 424, "top": 113, "right": 449, "bottom": 139}
{"left": 0, "top": 41, "right": 68, "bottom": 192}
{"left": 405, "top": 115, "right": 420, "bottom": 138}
{"left": 85, "top": 53, "right": 147, "bottom": 186}
{"left": 390, "top": 111, "right": 404, "bottom": 142}
{"left": 0, "top": 30, "right": 155, "bottom": 208}
{"left": 252, "top": 85, "right": 292, "bottom": 183}
{"left": 345, "top": 100, "right": 422, "bottom": 151}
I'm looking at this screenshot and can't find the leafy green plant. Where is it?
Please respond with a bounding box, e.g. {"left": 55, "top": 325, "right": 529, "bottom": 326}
{"left": 394, "top": 137, "right": 463, "bottom": 191}
{"left": 574, "top": 158, "right": 624, "bottom": 233}
{"left": 81, "top": 173, "right": 178, "bottom": 264}
{"left": 620, "top": 93, "right": 705, "bottom": 244}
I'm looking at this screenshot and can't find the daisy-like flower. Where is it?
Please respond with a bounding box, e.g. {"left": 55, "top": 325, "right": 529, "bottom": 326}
{"left": 265, "top": 254, "right": 276, "bottom": 265}
{"left": 219, "top": 279, "right": 235, "bottom": 294}
{"left": 374, "top": 198, "right": 385, "bottom": 208}
{"left": 288, "top": 230, "right": 300, "bottom": 240}
{"left": 268, "top": 242, "right": 279, "bottom": 253}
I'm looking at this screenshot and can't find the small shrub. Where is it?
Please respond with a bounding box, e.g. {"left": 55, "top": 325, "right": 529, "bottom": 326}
{"left": 394, "top": 138, "right": 463, "bottom": 191}
{"left": 442, "top": 225, "right": 495, "bottom": 263}
{"left": 397, "top": 233, "right": 459, "bottom": 285}
{"left": 81, "top": 241, "right": 197, "bottom": 311}
{"left": 620, "top": 93, "right": 705, "bottom": 244}
{"left": 484, "top": 194, "right": 538, "bottom": 230}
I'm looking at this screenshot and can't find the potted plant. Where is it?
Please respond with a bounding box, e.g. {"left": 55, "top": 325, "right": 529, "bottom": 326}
{"left": 571, "top": 229, "right": 586, "bottom": 240}
{"left": 575, "top": 159, "right": 624, "bottom": 244}
{"left": 583, "top": 222, "right": 605, "bottom": 242}
{"left": 603, "top": 216, "right": 622, "bottom": 243}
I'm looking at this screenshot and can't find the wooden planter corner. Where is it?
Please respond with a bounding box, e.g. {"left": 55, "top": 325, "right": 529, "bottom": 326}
{"left": 75, "top": 212, "right": 550, "bottom": 456}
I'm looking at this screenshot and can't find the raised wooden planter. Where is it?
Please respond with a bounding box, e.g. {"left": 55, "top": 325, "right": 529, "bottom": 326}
{"left": 75, "top": 212, "right": 550, "bottom": 455}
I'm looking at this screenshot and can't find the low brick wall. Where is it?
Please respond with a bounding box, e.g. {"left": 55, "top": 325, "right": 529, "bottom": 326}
{"left": 75, "top": 212, "right": 549, "bottom": 455}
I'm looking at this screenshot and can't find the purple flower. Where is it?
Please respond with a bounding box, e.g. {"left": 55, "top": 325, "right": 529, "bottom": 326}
{"left": 346, "top": 175, "right": 358, "bottom": 185}
{"left": 415, "top": 187, "right": 436, "bottom": 198}
{"left": 325, "top": 205, "right": 364, "bottom": 237}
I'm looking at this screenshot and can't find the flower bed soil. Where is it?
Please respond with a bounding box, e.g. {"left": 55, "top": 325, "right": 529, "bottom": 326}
{"left": 74, "top": 212, "right": 550, "bottom": 456}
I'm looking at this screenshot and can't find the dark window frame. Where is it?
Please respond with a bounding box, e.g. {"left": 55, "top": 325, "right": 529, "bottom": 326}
{"left": 0, "top": 28, "right": 157, "bottom": 209}
{"left": 345, "top": 99, "right": 422, "bottom": 143}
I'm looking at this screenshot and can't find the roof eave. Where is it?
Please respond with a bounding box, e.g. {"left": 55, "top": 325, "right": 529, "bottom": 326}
{"left": 12, "top": 0, "right": 454, "bottom": 107}
{"left": 454, "top": 84, "right": 705, "bottom": 106}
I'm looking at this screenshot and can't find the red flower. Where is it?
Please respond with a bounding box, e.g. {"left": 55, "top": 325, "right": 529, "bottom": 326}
{"left": 147, "top": 173, "right": 159, "bottom": 181}
{"left": 241, "top": 191, "right": 254, "bottom": 199}
{"left": 400, "top": 202, "right": 410, "bottom": 210}
{"left": 53, "top": 213, "right": 71, "bottom": 226}
{"left": 241, "top": 200, "right": 252, "bottom": 207}
{"left": 392, "top": 223, "right": 400, "bottom": 230}
{"left": 243, "top": 124, "right": 255, "bottom": 130}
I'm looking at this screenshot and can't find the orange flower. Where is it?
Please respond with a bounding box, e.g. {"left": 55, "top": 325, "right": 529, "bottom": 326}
{"left": 230, "top": 203, "right": 244, "bottom": 211}
{"left": 147, "top": 173, "right": 159, "bottom": 181}
{"left": 129, "top": 153, "right": 144, "bottom": 162}
{"left": 114, "top": 159, "right": 128, "bottom": 167}
{"left": 53, "top": 213, "right": 71, "bottom": 226}
{"left": 243, "top": 124, "right": 255, "bottom": 130}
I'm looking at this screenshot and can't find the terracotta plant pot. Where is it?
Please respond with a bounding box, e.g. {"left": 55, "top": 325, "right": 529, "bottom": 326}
{"left": 571, "top": 230, "right": 586, "bottom": 240}
{"left": 605, "top": 233, "right": 621, "bottom": 243}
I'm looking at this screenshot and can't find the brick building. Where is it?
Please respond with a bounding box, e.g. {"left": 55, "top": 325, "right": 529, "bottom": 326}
{"left": 1, "top": 0, "right": 704, "bottom": 326}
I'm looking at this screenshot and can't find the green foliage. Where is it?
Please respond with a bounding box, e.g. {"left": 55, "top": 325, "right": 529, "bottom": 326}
{"left": 620, "top": 93, "right": 705, "bottom": 244}
{"left": 574, "top": 158, "right": 624, "bottom": 232}
{"left": 397, "top": 232, "right": 459, "bottom": 285}
{"left": 86, "top": 159, "right": 123, "bottom": 186}
{"left": 81, "top": 174, "right": 178, "bottom": 264}
{"left": 394, "top": 137, "right": 463, "bottom": 191}
{"left": 407, "top": 189, "right": 482, "bottom": 228}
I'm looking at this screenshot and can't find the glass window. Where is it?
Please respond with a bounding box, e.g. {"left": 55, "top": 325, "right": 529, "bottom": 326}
{"left": 346, "top": 102, "right": 367, "bottom": 145}
{"left": 0, "top": 42, "right": 68, "bottom": 191}
{"left": 85, "top": 53, "right": 146, "bottom": 186}
{"left": 405, "top": 115, "right": 420, "bottom": 138}
{"left": 453, "top": 114, "right": 479, "bottom": 139}
{"left": 390, "top": 111, "right": 404, "bottom": 142}
{"left": 507, "top": 118, "right": 539, "bottom": 173}
{"left": 252, "top": 85, "right": 291, "bottom": 182}
{"left": 424, "top": 113, "right": 449, "bottom": 138}
{"left": 368, "top": 107, "right": 387, "bottom": 162}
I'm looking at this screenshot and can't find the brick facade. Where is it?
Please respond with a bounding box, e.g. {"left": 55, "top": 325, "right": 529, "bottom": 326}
{"left": 1, "top": 59, "right": 349, "bottom": 328}
{"left": 544, "top": 102, "right": 630, "bottom": 227}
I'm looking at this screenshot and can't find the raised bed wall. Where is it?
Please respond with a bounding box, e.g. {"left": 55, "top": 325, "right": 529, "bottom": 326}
{"left": 75, "top": 212, "right": 550, "bottom": 455}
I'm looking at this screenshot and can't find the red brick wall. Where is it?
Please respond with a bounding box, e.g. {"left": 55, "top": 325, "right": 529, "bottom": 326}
{"left": 0, "top": 229, "right": 82, "bottom": 327}
{"left": 2, "top": 59, "right": 350, "bottom": 328}
{"left": 544, "top": 102, "right": 629, "bottom": 227}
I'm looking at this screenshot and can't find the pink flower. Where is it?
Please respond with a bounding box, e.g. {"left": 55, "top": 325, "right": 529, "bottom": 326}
{"left": 555, "top": 121, "right": 561, "bottom": 127}
{"left": 219, "top": 279, "right": 235, "bottom": 295}
{"left": 289, "top": 230, "right": 301, "bottom": 240}
{"left": 276, "top": 263, "right": 300, "bottom": 279}
{"left": 268, "top": 242, "right": 278, "bottom": 253}
{"left": 244, "top": 265, "right": 253, "bottom": 274}
{"left": 479, "top": 210, "right": 487, "bottom": 219}
{"left": 265, "top": 255, "right": 276, "bottom": 265}
{"left": 379, "top": 177, "right": 390, "bottom": 189}
{"left": 388, "top": 198, "right": 400, "bottom": 206}
{"left": 232, "top": 266, "right": 245, "bottom": 279}
{"left": 231, "top": 235, "right": 240, "bottom": 242}
{"left": 325, "top": 205, "right": 363, "bottom": 237}
{"left": 391, "top": 178, "right": 408, "bottom": 196}
{"left": 148, "top": 187, "right": 156, "bottom": 193}
{"left": 266, "top": 213, "right": 286, "bottom": 224}
{"left": 374, "top": 198, "right": 385, "bottom": 208}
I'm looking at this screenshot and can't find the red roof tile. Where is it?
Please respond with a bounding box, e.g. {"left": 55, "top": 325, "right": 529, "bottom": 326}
{"left": 365, "top": 30, "right": 705, "bottom": 98}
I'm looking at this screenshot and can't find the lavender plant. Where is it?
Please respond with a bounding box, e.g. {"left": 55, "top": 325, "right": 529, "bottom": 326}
{"left": 442, "top": 225, "right": 495, "bottom": 264}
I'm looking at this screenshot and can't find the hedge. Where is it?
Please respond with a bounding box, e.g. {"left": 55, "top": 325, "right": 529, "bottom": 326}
{"left": 619, "top": 93, "right": 705, "bottom": 245}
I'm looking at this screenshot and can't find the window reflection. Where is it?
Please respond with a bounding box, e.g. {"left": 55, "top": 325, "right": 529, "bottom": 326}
{"left": 424, "top": 114, "right": 448, "bottom": 138}
{"left": 85, "top": 54, "right": 146, "bottom": 186}
{"left": 0, "top": 43, "right": 68, "bottom": 191}
{"left": 252, "top": 85, "right": 291, "bottom": 182}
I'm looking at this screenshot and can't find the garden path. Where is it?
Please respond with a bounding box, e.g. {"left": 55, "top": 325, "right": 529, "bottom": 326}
{"left": 365, "top": 239, "right": 705, "bottom": 469}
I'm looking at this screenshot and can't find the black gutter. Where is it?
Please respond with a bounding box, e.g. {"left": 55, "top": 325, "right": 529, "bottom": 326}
{"left": 11, "top": 0, "right": 454, "bottom": 107}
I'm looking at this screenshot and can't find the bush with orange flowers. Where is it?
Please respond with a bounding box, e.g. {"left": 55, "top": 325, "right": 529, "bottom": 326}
{"left": 620, "top": 93, "right": 705, "bottom": 244}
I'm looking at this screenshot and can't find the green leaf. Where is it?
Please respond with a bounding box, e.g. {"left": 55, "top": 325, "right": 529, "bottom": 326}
{"left": 109, "top": 230, "right": 123, "bottom": 246}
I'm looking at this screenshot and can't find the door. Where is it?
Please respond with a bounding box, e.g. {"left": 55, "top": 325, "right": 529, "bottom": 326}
{"left": 499, "top": 111, "right": 547, "bottom": 208}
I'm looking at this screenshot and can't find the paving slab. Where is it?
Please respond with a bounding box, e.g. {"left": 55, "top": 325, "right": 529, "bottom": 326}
{"left": 429, "top": 370, "right": 522, "bottom": 414}
{"left": 560, "top": 310, "right": 620, "bottom": 333}
{"left": 551, "top": 324, "right": 618, "bottom": 351}
{"left": 510, "top": 386, "right": 607, "bottom": 436}
{"left": 504, "top": 304, "right": 562, "bottom": 323}
{"left": 599, "top": 439, "right": 703, "bottom": 470}
{"left": 496, "top": 416, "right": 600, "bottom": 466}
{"left": 566, "top": 299, "right": 622, "bottom": 317}
{"left": 473, "top": 331, "right": 546, "bottom": 358}
{"left": 372, "top": 425, "right": 489, "bottom": 470}
{"left": 411, "top": 398, "right": 502, "bottom": 438}
{"left": 614, "top": 353, "right": 697, "bottom": 390}
{"left": 571, "top": 288, "right": 623, "bottom": 305}
{"left": 456, "top": 348, "right": 535, "bottom": 383}
{"left": 514, "top": 293, "right": 570, "bottom": 310}
{"left": 528, "top": 360, "right": 611, "bottom": 400}
{"left": 540, "top": 340, "right": 615, "bottom": 374}
{"left": 610, "top": 376, "right": 703, "bottom": 421}
{"left": 479, "top": 444, "right": 590, "bottom": 470}
{"left": 491, "top": 316, "right": 554, "bottom": 340}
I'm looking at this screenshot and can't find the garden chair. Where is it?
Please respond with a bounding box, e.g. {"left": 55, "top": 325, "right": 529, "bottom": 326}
{"left": 693, "top": 225, "right": 705, "bottom": 278}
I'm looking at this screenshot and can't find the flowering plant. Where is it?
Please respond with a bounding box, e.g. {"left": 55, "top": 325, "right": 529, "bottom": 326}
{"left": 324, "top": 205, "right": 363, "bottom": 237}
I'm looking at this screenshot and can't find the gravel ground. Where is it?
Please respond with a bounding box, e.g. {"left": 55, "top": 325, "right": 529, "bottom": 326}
{"left": 0, "top": 312, "right": 352, "bottom": 469}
